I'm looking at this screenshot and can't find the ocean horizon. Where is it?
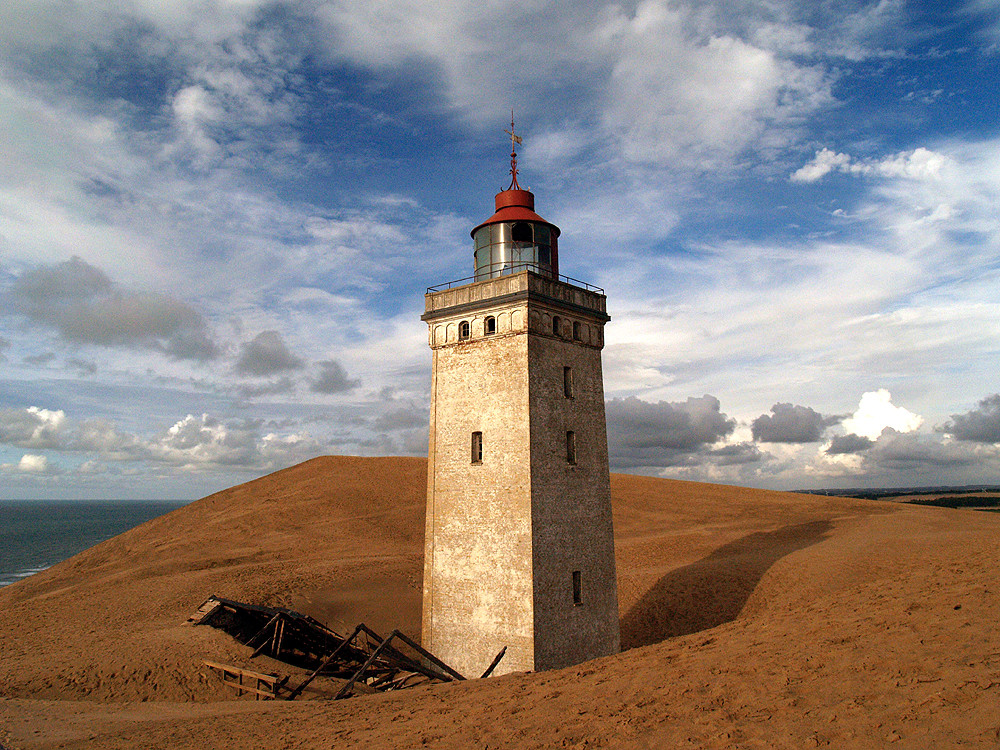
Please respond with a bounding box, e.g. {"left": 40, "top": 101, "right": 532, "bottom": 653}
{"left": 0, "top": 499, "right": 187, "bottom": 588}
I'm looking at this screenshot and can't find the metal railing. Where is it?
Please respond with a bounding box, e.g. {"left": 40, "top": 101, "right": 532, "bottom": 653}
{"left": 426, "top": 264, "right": 605, "bottom": 294}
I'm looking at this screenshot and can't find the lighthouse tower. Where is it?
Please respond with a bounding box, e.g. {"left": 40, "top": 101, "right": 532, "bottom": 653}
{"left": 420, "top": 122, "right": 620, "bottom": 677}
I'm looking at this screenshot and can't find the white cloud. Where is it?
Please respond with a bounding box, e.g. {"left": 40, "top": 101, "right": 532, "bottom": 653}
{"left": 792, "top": 147, "right": 950, "bottom": 183}
{"left": 790, "top": 147, "right": 853, "bottom": 182}
{"left": 841, "top": 390, "right": 923, "bottom": 440}
{"left": 148, "top": 413, "right": 326, "bottom": 471}
{"left": 601, "top": 2, "right": 832, "bottom": 168}
{"left": 17, "top": 454, "right": 50, "bottom": 473}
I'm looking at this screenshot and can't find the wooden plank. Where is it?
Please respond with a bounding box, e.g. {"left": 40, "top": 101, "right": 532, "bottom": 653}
{"left": 203, "top": 661, "right": 289, "bottom": 700}
{"left": 185, "top": 596, "right": 223, "bottom": 625}
{"left": 203, "top": 660, "right": 283, "bottom": 684}
{"left": 274, "top": 617, "right": 285, "bottom": 657}
{"left": 246, "top": 613, "right": 280, "bottom": 650}
{"left": 250, "top": 616, "right": 280, "bottom": 658}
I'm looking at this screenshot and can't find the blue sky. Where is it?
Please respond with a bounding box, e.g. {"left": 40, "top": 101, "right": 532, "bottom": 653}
{"left": 2, "top": 0, "right": 999, "bottom": 499}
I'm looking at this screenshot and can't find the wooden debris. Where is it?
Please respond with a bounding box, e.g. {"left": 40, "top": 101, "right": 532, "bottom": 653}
{"left": 189, "top": 595, "right": 498, "bottom": 701}
{"left": 203, "top": 660, "right": 290, "bottom": 700}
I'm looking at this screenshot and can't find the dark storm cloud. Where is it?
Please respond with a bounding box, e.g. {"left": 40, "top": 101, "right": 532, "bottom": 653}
{"left": 309, "top": 359, "right": 360, "bottom": 394}
{"left": 867, "top": 429, "right": 978, "bottom": 469}
{"left": 709, "top": 442, "right": 765, "bottom": 466}
{"left": 235, "top": 330, "right": 304, "bottom": 376}
{"left": 372, "top": 405, "right": 427, "bottom": 432}
{"left": 606, "top": 394, "right": 736, "bottom": 469}
{"left": 751, "top": 402, "right": 841, "bottom": 443}
{"left": 4, "top": 256, "right": 218, "bottom": 360}
{"left": 939, "top": 394, "right": 1000, "bottom": 443}
{"left": 826, "top": 433, "right": 873, "bottom": 454}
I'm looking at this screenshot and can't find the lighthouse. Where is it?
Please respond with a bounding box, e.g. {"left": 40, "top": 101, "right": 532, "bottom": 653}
{"left": 420, "top": 121, "right": 619, "bottom": 677}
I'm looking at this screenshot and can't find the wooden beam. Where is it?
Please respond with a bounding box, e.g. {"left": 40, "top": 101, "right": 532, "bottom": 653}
{"left": 480, "top": 646, "right": 507, "bottom": 678}
{"left": 389, "top": 630, "right": 467, "bottom": 681}
{"left": 285, "top": 623, "right": 366, "bottom": 701}
{"left": 246, "top": 613, "right": 280, "bottom": 650}
{"left": 335, "top": 630, "right": 404, "bottom": 699}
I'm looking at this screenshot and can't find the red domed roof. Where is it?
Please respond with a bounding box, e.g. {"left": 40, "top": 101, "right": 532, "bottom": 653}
{"left": 470, "top": 189, "right": 561, "bottom": 238}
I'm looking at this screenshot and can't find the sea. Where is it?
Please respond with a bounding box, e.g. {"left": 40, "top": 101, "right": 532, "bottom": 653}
{"left": 0, "top": 500, "right": 187, "bottom": 588}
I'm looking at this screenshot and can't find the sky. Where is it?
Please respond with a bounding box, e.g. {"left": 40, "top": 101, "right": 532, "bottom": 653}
{"left": 1, "top": 0, "right": 1000, "bottom": 500}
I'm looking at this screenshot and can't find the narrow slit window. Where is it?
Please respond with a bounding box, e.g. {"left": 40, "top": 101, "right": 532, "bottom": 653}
{"left": 563, "top": 366, "right": 574, "bottom": 398}
{"left": 572, "top": 571, "right": 582, "bottom": 605}
{"left": 471, "top": 431, "right": 483, "bottom": 464}
{"left": 573, "top": 321, "right": 581, "bottom": 341}
{"left": 459, "top": 321, "right": 471, "bottom": 340}
{"left": 552, "top": 315, "right": 561, "bottom": 336}
{"left": 566, "top": 430, "right": 577, "bottom": 464}
{"left": 485, "top": 316, "right": 496, "bottom": 335}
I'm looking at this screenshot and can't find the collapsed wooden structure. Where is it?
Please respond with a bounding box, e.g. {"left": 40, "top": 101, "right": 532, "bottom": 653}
{"left": 188, "top": 595, "right": 505, "bottom": 700}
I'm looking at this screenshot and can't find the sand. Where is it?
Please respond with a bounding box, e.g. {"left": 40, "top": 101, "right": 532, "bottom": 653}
{"left": 1, "top": 455, "right": 998, "bottom": 748}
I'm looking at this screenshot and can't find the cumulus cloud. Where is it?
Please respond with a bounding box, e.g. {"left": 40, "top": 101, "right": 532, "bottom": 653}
{"left": 73, "top": 419, "right": 146, "bottom": 459}
{"left": 149, "top": 413, "right": 322, "bottom": 470}
{"left": 791, "top": 147, "right": 949, "bottom": 183}
{"left": 826, "top": 433, "right": 874, "bottom": 455}
{"left": 866, "top": 428, "right": 981, "bottom": 469}
{"left": 3, "top": 257, "right": 218, "bottom": 360}
{"left": 939, "top": 394, "right": 1000, "bottom": 443}
{"left": 17, "top": 454, "right": 51, "bottom": 473}
{"left": 606, "top": 394, "right": 736, "bottom": 469}
{"left": 752, "top": 403, "right": 840, "bottom": 443}
{"left": 842, "top": 390, "right": 923, "bottom": 440}
{"left": 0, "top": 407, "right": 67, "bottom": 449}
{"left": 235, "top": 330, "right": 303, "bottom": 376}
{"left": 1, "top": 453, "right": 60, "bottom": 475}
{"left": 0, "top": 406, "right": 323, "bottom": 472}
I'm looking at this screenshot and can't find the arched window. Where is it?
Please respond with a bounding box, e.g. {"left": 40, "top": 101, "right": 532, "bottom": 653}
{"left": 459, "top": 321, "right": 471, "bottom": 340}
{"left": 552, "top": 315, "right": 561, "bottom": 336}
{"left": 485, "top": 316, "right": 496, "bottom": 335}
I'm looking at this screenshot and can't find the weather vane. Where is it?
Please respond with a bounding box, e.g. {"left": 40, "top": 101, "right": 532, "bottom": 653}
{"left": 504, "top": 110, "right": 523, "bottom": 190}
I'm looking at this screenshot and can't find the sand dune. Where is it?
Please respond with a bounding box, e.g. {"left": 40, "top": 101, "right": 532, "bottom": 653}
{"left": 1, "top": 455, "right": 998, "bottom": 748}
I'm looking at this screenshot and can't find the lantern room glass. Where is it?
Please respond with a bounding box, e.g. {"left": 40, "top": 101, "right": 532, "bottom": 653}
{"left": 474, "top": 221, "right": 554, "bottom": 280}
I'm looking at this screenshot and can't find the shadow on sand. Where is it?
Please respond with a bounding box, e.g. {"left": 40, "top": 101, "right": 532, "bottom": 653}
{"left": 620, "top": 520, "right": 832, "bottom": 649}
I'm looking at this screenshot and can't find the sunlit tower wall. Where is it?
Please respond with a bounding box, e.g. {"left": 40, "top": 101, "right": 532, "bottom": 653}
{"left": 420, "top": 148, "right": 620, "bottom": 677}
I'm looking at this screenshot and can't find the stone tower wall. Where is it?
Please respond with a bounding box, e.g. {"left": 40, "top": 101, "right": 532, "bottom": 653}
{"left": 422, "top": 271, "right": 619, "bottom": 677}
{"left": 526, "top": 318, "right": 620, "bottom": 670}
{"left": 423, "top": 300, "right": 536, "bottom": 677}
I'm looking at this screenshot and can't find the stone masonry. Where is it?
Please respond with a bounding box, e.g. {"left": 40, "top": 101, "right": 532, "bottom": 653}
{"left": 421, "top": 270, "right": 620, "bottom": 678}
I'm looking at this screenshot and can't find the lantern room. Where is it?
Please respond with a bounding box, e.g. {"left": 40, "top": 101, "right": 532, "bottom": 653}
{"left": 471, "top": 188, "right": 560, "bottom": 281}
